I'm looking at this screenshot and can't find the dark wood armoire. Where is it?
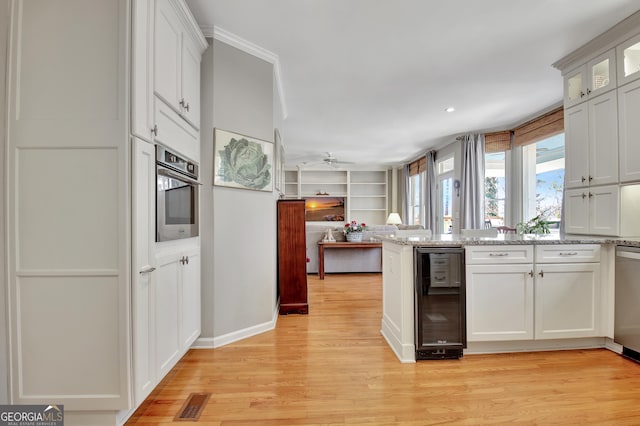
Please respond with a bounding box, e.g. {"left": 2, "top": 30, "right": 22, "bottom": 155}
{"left": 277, "top": 199, "right": 308, "bottom": 314}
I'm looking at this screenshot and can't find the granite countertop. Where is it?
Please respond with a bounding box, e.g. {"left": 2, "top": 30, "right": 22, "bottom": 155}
{"left": 378, "top": 233, "right": 640, "bottom": 247}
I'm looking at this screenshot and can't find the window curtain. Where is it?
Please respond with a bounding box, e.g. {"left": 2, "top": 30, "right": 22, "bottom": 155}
{"left": 402, "top": 164, "right": 410, "bottom": 224}
{"left": 423, "top": 151, "right": 437, "bottom": 232}
{"left": 460, "top": 134, "right": 485, "bottom": 229}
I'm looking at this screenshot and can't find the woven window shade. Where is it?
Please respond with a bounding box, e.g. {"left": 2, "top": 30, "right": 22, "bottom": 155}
{"left": 485, "top": 131, "right": 512, "bottom": 153}
{"left": 408, "top": 157, "right": 426, "bottom": 176}
{"left": 513, "top": 107, "right": 564, "bottom": 147}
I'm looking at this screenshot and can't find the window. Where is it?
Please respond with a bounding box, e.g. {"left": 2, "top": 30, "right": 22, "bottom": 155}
{"left": 437, "top": 155, "right": 454, "bottom": 233}
{"left": 409, "top": 173, "right": 423, "bottom": 225}
{"left": 522, "top": 133, "right": 565, "bottom": 231}
{"left": 485, "top": 151, "right": 506, "bottom": 227}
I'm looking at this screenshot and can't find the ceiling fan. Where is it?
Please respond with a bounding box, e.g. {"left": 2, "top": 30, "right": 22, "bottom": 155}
{"left": 321, "top": 152, "right": 354, "bottom": 167}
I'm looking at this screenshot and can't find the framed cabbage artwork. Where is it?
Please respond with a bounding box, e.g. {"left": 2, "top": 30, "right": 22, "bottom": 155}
{"left": 214, "top": 128, "right": 273, "bottom": 192}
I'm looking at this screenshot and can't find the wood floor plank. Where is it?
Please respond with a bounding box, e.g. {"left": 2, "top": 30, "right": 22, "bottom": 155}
{"left": 127, "top": 273, "right": 640, "bottom": 425}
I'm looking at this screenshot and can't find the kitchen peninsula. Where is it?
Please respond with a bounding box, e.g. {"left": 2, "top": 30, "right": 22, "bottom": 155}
{"left": 380, "top": 233, "right": 640, "bottom": 363}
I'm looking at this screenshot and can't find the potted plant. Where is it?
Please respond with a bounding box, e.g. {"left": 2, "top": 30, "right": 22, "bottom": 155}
{"left": 516, "top": 215, "right": 551, "bottom": 235}
{"left": 344, "top": 220, "right": 367, "bottom": 242}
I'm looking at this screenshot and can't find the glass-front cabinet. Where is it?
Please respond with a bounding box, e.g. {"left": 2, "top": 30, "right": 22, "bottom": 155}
{"left": 564, "top": 49, "right": 616, "bottom": 108}
{"left": 617, "top": 33, "right": 640, "bottom": 86}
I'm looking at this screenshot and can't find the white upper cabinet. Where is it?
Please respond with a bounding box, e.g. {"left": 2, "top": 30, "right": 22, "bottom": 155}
{"left": 154, "top": 0, "right": 206, "bottom": 131}
{"left": 564, "top": 49, "right": 616, "bottom": 108}
{"left": 618, "top": 78, "right": 640, "bottom": 182}
{"left": 564, "top": 90, "right": 618, "bottom": 189}
{"left": 617, "top": 33, "right": 640, "bottom": 86}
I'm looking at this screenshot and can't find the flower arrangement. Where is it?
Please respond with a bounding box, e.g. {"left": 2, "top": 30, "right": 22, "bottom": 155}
{"left": 344, "top": 220, "right": 367, "bottom": 234}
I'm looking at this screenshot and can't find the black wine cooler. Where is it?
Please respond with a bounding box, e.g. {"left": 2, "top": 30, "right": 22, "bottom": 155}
{"left": 414, "top": 247, "right": 466, "bottom": 360}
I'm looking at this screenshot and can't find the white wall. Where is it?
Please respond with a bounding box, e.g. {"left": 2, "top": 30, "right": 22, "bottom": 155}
{"left": 1, "top": 0, "right": 9, "bottom": 405}
{"left": 200, "top": 39, "right": 278, "bottom": 342}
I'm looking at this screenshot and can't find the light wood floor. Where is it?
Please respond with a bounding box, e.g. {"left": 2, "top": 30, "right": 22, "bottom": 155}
{"left": 127, "top": 273, "right": 640, "bottom": 425}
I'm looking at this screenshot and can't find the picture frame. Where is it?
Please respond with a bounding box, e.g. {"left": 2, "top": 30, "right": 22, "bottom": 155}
{"left": 214, "top": 128, "right": 273, "bottom": 192}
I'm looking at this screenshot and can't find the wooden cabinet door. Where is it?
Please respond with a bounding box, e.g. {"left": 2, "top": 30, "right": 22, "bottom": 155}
{"left": 278, "top": 200, "right": 308, "bottom": 314}
{"left": 466, "top": 264, "right": 534, "bottom": 341}
{"left": 535, "top": 263, "right": 600, "bottom": 339}
{"left": 618, "top": 79, "right": 640, "bottom": 182}
{"left": 588, "top": 91, "right": 619, "bottom": 186}
{"left": 564, "top": 104, "right": 589, "bottom": 189}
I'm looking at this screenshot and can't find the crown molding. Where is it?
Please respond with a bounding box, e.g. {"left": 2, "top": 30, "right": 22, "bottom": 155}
{"left": 553, "top": 10, "right": 640, "bottom": 73}
{"left": 200, "top": 25, "right": 288, "bottom": 119}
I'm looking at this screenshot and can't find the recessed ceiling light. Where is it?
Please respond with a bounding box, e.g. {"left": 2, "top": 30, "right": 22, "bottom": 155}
{"left": 445, "top": 107, "right": 455, "bottom": 113}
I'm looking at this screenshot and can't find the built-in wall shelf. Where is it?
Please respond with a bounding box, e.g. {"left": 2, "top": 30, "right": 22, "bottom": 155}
{"left": 284, "top": 168, "right": 390, "bottom": 224}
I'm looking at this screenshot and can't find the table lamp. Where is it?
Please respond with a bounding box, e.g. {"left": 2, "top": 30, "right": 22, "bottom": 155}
{"left": 386, "top": 212, "right": 402, "bottom": 225}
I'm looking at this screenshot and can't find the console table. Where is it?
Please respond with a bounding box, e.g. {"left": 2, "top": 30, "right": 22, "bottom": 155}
{"left": 317, "top": 241, "right": 383, "bottom": 279}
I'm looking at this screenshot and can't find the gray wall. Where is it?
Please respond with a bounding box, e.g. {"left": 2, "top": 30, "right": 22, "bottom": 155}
{"left": 1, "top": 0, "right": 9, "bottom": 404}
{"left": 200, "top": 39, "right": 278, "bottom": 340}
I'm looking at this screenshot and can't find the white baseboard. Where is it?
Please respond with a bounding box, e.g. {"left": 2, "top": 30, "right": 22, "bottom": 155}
{"left": 604, "top": 337, "right": 623, "bottom": 353}
{"left": 192, "top": 300, "right": 279, "bottom": 349}
{"left": 465, "top": 337, "right": 607, "bottom": 355}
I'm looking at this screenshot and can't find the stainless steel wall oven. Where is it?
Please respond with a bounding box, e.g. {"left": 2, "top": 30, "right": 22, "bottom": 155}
{"left": 156, "top": 145, "right": 200, "bottom": 242}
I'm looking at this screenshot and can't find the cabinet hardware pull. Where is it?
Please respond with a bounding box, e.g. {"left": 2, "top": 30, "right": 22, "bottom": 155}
{"left": 139, "top": 266, "right": 156, "bottom": 274}
{"left": 489, "top": 253, "right": 509, "bottom": 257}
{"left": 580, "top": 91, "right": 585, "bottom": 98}
{"left": 588, "top": 192, "right": 593, "bottom": 198}
{"left": 559, "top": 252, "right": 578, "bottom": 256}
{"left": 151, "top": 124, "right": 158, "bottom": 136}
{"left": 180, "top": 98, "right": 190, "bottom": 112}
{"left": 185, "top": 256, "right": 189, "bottom": 265}
{"left": 588, "top": 175, "right": 593, "bottom": 182}
{"left": 587, "top": 88, "right": 592, "bottom": 95}
{"left": 581, "top": 176, "right": 586, "bottom": 182}
{"left": 539, "top": 270, "right": 544, "bottom": 277}
{"left": 185, "top": 102, "right": 190, "bottom": 112}
{"left": 179, "top": 256, "right": 185, "bottom": 265}
{"left": 529, "top": 270, "right": 534, "bottom": 277}
{"left": 581, "top": 192, "right": 586, "bottom": 199}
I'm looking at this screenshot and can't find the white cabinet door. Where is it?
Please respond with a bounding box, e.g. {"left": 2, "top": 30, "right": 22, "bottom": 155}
{"left": 466, "top": 264, "right": 534, "bottom": 341}
{"left": 564, "top": 65, "right": 587, "bottom": 108}
{"left": 180, "top": 248, "right": 201, "bottom": 350}
{"left": 154, "top": 0, "right": 181, "bottom": 112}
{"left": 617, "top": 33, "right": 640, "bottom": 86}
{"left": 132, "top": 138, "right": 157, "bottom": 405}
{"left": 618, "top": 78, "right": 640, "bottom": 183}
{"left": 181, "top": 35, "right": 201, "bottom": 129}
{"left": 564, "top": 104, "right": 589, "bottom": 189}
{"left": 535, "top": 263, "right": 601, "bottom": 339}
{"left": 564, "top": 189, "right": 590, "bottom": 234}
{"left": 588, "top": 91, "right": 618, "bottom": 186}
{"left": 131, "top": 0, "right": 155, "bottom": 142}
{"left": 154, "top": 252, "right": 182, "bottom": 378}
{"left": 586, "top": 49, "right": 616, "bottom": 98}
{"left": 590, "top": 184, "right": 620, "bottom": 236}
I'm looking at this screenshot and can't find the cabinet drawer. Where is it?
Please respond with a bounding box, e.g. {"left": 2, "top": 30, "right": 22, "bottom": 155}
{"left": 465, "top": 245, "right": 533, "bottom": 265}
{"left": 535, "top": 244, "right": 601, "bottom": 263}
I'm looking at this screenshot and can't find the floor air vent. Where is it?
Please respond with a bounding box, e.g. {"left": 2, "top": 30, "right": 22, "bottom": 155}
{"left": 174, "top": 392, "right": 211, "bottom": 421}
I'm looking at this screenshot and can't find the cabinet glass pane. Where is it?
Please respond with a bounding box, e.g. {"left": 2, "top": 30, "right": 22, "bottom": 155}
{"left": 623, "top": 41, "right": 640, "bottom": 78}
{"left": 567, "top": 73, "right": 583, "bottom": 101}
{"left": 591, "top": 58, "right": 611, "bottom": 91}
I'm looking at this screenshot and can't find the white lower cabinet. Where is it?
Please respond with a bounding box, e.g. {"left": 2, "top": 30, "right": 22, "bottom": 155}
{"left": 134, "top": 243, "right": 200, "bottom": 405}
{"left": 155, "top": 245, "right": 201, "bottom": 373}
{"left": 466, "top": 264, "right": 534, "bottom": 341}
{"left": 534, "top": 263, "right": 601, "bottom": 339}
{"left": 466, "top": 245, "right": 602, "bottom": 343}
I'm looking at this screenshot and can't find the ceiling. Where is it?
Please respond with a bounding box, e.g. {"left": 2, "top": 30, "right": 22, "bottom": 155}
{"left": 185, "top": 0, "right": 640, "bottom": 168}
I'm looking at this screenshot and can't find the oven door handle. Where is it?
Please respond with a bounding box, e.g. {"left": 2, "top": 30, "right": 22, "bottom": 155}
{"left": 157, "top": 167, "right": 202, "bottom": 186}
